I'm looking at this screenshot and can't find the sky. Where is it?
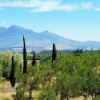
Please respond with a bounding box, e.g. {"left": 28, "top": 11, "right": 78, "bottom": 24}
{"left": 0, "top": 0, "right": 100, "bottom": 41}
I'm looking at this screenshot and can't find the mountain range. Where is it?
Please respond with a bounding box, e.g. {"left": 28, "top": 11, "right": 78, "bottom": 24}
{"left": 0, "top": 25, "right": 100, "bottom": 52}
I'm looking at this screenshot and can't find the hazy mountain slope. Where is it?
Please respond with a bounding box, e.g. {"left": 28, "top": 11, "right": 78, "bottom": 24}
{"left": 0, "top": 25, "right": 100, "bottom": 52}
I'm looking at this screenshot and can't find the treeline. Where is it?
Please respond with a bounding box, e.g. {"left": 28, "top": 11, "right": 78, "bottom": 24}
{"left": 0, "top": 36, "right": 100, "bottom": 100}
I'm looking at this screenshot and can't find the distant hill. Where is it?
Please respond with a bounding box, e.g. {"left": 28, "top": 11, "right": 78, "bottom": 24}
{"left": 0, "top": 25, "right": 100, "bottom": 52}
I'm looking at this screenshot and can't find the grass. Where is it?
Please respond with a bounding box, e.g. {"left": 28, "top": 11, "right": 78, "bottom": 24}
{"left": 0, "top": 80, "right": 96, "bottom": 100}
{"left": 0, "top": 93, "right": 15, "bottom": 100}
{"left": 70, "top": 96, "right": 92, "bottom": 100}
{"left": 0, "top": 87, "right": 93, "bottom": 100}
{"left": 0, "top": 81, "right": 16, "bottom": 100}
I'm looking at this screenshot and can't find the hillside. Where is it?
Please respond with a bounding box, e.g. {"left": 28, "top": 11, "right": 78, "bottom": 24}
{"left": 0, "top": 25, "right": 100, "bottom": 52}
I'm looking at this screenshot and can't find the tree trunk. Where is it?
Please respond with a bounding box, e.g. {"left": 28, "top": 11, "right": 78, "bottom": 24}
{"left": 29, "top": 89, "right": 32, "bottom": 99}
{"left": 60, "top": 93, "right": 64, "bottom": 100}
{"left": 92, "top": 94, "right": 96, "bottom": 100}
{"left": 92, "top": 94, "right": 94, "bottom": 100}
{"left": 94, "top": 93, "right": 96, "bottom": 100}
{"left": 66, "top": 94, "right": 69, "bottom": 100}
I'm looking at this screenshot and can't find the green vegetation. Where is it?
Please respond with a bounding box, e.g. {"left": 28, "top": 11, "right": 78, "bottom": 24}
{"left": 52, "top": 43, "right": 57, "bottom": 62}
{"left": 0, "top": 40, "right": 100, "bottom": 100}
{"left": 32, "top": 51, "right": 36, "bottom": 66}
{"left": 10, "top": 56, "right": 16, "bottom": 87}
{"left": 23, "top": 36, "right": 27, "bottom": 74}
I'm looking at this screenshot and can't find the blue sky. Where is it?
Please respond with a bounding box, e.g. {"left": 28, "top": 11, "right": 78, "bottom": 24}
{"left": 0, "top": 0, "right": 100, "bottom": 41}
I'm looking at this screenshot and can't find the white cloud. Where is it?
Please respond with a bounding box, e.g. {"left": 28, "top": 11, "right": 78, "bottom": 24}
{"left": 31, "top": 3, "right": 78, "bottom": 12}
{"left": 31, "top": 1, "right": 94, "bottom": 12}
{"left": 0, "top": 0, "right": 95, "bottom": 12}
{"left": 0, "top": 20, "right": 7, "bottom": 26}
{"left": 0, "top": 0, "right": 60, "bottom": 8}
{"left": 80, "top": 2, "right": 94, "bottom": 9}
{"left": 95, "top": 8, "right": 100, "bottom": 11}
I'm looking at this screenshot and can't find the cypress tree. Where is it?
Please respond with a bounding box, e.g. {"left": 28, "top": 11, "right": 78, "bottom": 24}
{"left": 10, "top": 56, "right": 16, "bottom": 87}
{"left": 52, "top": 43, "right": 57, "bottom": 62}
{"left": 23, "top": 36, "right": 27, "bottom": 74}
{"left": 32, "top": 51, "right": 36, "bottom": 66}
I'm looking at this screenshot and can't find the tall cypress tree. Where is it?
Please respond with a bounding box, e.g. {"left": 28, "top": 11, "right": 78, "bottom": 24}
{"left": 10, "top": 56, "right": 16, "bottom": 87}
{"left": 23, "top": 36, "right": 27, "bottom": 74}
{"left": 32, "top": 51, "right": 36, "bottom": 66}
{"left": 52, "top": 43, "right": 57, "bottom": 62}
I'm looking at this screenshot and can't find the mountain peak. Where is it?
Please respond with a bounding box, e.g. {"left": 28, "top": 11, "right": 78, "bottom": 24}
{"left": 0, "top": 26, "right": 7, "bottom": 30}
{"left": 8, "top": 25, "right": 34, "bottom": 33}
{"left": 8, "top": 25, "right": 24, "bottom": 29}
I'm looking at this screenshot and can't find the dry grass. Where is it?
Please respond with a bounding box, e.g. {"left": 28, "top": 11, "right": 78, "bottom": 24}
{"left": 0, "top": 81, "right": 16, "bottom": 100}
{"left": 0, "top": 93, "right": 15, "bottom": 100}
{"left": 70, "top": 96, "right": 92, "bottom": 100}
{"left": 0, "top": 91, "right": 93, "bottom": 100}
{"left": 0, "top": 81, "right": 94, "bottom": 100}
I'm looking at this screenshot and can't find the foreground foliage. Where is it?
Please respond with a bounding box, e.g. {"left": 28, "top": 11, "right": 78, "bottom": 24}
{"left": 0, "top": 50, "right": 100, "bottom": 100}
